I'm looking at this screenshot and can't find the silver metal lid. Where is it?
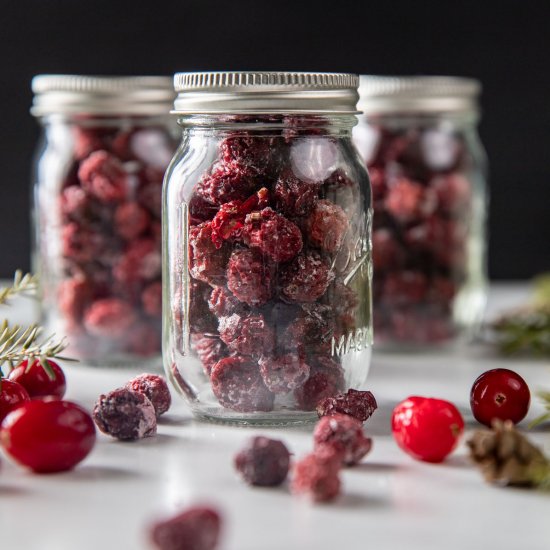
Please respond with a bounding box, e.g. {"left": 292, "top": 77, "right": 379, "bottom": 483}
{"left": 358, "top": 76, "right": 481, "bottom": 115}
{"left": 172, "top": 72, "right": 360, "bottom": 114}
{"left": 31, "top": 75, "right": 175, "bottom": 116}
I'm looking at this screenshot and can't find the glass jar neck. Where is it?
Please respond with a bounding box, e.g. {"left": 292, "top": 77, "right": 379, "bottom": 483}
{"left": 361, "top": 110, "right": 479, "bottom": 129}
{"left": 38, "top": 113, "right": 173, "bottom": 129}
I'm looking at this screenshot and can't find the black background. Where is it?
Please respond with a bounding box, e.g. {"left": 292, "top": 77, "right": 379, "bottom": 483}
{"left": 0, "top": 0, "right": 548, "bottom": 279}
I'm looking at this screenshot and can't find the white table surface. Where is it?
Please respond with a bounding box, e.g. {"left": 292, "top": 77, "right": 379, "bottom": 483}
{"left": 1, "top": 284, "right": 549, "bottom": 550}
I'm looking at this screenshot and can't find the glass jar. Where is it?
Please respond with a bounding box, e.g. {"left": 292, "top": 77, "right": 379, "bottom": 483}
{"left": 31, "top": 75, "right": 178, "bottom": 366}
{"left": 164, "top": 72, "right": 373, "bottom": 425}
{"left": 353, "top": 76, "right": 488, "bottom": 347}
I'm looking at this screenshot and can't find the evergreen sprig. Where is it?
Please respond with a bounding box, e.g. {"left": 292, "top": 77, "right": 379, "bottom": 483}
{"left": 0, "top": 271, "right": 38, "bottom": 306}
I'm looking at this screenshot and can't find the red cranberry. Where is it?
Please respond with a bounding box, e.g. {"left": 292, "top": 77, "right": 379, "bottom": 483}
{"left": 93, "top": 388, "right": 157, "bottom": 441}
{"left": 384, "top": 177, "right": 435, "bottom": 224}
{"left": 150, "top": 506, "right": 222, "bottom": 550}
{"left": 77, "top": 150, "right": 128, "bottom": 204}
{"left": 0, "top": 399, "right": 96, "bottom": 473}
{"left": 196, "top": 163, "right": 259, "bottom": 206}
{"left": 470, "top": 369, "right": 530, "bottom": 427}
{"left": 83, "top": 298, "right": 137, "bottom": 338}
{"left": 368, "top": 166, "right": 387, "bottom": 200}
{"left": 208, "top": 286, "right": 248, "bottom": 318}
{"left": 113, "top": 238, "right": 162, "bottom": 284}
{"left": 58, "top": 276, "right": 92, "bottom": 325}
{"left": 234, "top": 436, "right": 290, "bottom": 486}
{"left": 392, "top": 396, "right": 464, "bottom": 463}
{"left": 125, "top": 374, "right": 171, "bottom": 418}
{"left": 61, "top": 222, "right": 106, "bottom": 262}
{"left": 0, "top": 380, "right": 30, "bottom": 423}
{"left": 189, "top": 193, "right": 219, "bottom": 225}
{"left": 259, "top": 354, "right": 310, "bottom": 394}
{"left": 226, "top": 249, "right": 274, "bottom": 306}
{"left": 220, "top": 135, "right": 274, "bottom": 177}
{"left": 189, "top": 222, "right": 229, "bottom": 286}
{"left": 218, "top": 312, "right": 275, "bottom": 357}
{"left": 61, "top": 185, "right": 92, "bottom": 222}
{"left": 317, "top": 389, "right": 377, "bottom": 423}
{"left": 191, "top": 335, "right": 228, "bottom": 376}
{"left": 114, "top": 202, "right": 150, "bottom": 240}
{"left": 273, "top": 169, "right": 319, "bottom": 217}
{"left": 432, "top": 173, "right": 471, "bottom": 215}
{"left": 294, "top": 357, "right": 344, "bottom": 411}
{"left": 282, "top": 303, "right": 334, "bottom": 353}
{"left": 291, "top": 447, "right": 341, "bottom": 502}
{"left": 9, "top": 359, "right": 66, "bottom": 399}
{"left": 137, "top": 181, "right": 163, "bottom": 219}
{"left": 306, "top": 199, "right": 349, "bottom": 254}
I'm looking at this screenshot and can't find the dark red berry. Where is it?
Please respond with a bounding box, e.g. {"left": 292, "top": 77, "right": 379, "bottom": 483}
{"left": 0, "top": 380, "right": 30, "bottom": 423}
{"left": 226, "top": 249, "right": 274, "bottom": 306}
{"left": 114, "top": 202, "right": 150, "bottom": 240}
{"left": 291, "top": 447, "right": 341, "bottom": 502}
{"left": 281, "top": 303, "right": 334, "bottom": 353}
{"left": 234, "top": 436, "right": 290, "bottom": 486}
{"left": 113, "top": 238, "right": 162, "bottom": 284}
{"left": 58, "top": 276, "right": 92, "bottom": 325}
{"left": 9, "top": 359, "right": 66, "bottom": 399}
{"left": 392, "top": 396, "right": 464, "bottom": 463}
{"left": 372, "top": 229, "right": 404, "bottom": 272}
{"left": 125, "top": 374, "right": 171, "bottom": 418}
{"left": 317, "top": 389, "right": 377, "bottom": 423}
{"left": 218, "top": 312, "right": 275, "bottom": 357}
{"left": 294, "top": 357, "right": 344, "bottom": 411}
{"left": 470, "top": 369, "right": 530, "bottom": 427}
{"left": 273, "top": 169, "right": 319, "bottom": 217}
{"left": 196, "top": 163, "right": 259, "bottom": 206}
{"left": 258, "top": 354, "right": 310, "bottom": 394}
{"left": 93, "top": 388, "right": 157, "bottom": 441}
{"left": 0, "top": 399, "right": 96, "bottom": 473}
{"left": 77, "top": 150, "right": 128, "bottom": 204}
{"left": 382, "top": 271, "right": 428, "bottom": 306}
{"left": 208, "top": 286, "right": 248, "bottom": 318}
{"left": 306, "top": 199, "right": 349, "bottom": 254}
{"left": 384, "top": 177, "right": 435, "bottom": 224}
{"left": 189, "top": 280, "right": 218, "bottom": 334}
{"left": 150, "top": 506, "right": 222, "bottom": 550}
{"left": 191, "top": 335, "right": 228, "bottom": 376}
{"left": 189, "top": 222, "right": 229, "bottom": 286}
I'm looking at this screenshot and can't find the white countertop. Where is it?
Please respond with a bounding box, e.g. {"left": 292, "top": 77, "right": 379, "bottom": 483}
{"left": 1, "top": 284, "right": 549, "bottom": 550}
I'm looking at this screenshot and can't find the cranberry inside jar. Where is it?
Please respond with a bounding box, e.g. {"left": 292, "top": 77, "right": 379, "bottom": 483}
{"left": 353, "top": 76, "right": 488, "bottom": 348}
{"left": 164, "top": 72, "right": 373, "bottom": 424}
{"left": 31, "top": 76, "right": 177, "bottom": 365}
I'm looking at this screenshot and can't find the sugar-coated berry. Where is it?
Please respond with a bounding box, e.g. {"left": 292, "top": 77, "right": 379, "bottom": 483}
{"left": 392, "top": 396, "right": 464, "bottom": 463}
{"left": 83, "top": 298, "right": 137, "bottom": 338}
{"left": 0, "top": 380, "right": 30, "bottom": 423}
{"left": 8, "top": 359, "right": 66, "bottom": 399}
{"left": 125, "top": 374, "right": 171, "bottom": 418}
{"left": 316, "top": 389, "right": 378, "bottom": 423}
{"left": 294, "top": 357, "right": 344, "bottom": 411}
{"left": 226, "top": 249, "right": 273, "bottom": 306}
{"left": 306, "top": 199, "right": 349, "bottom": 254}
{"left": 234, "top": 436, "right": 290, "bottom": 486}
{"left": 150, "top": 506, "right": 222, "bottom": 550}
{"left": 218, "top": 312, "right": 275, "bottom": 357}
{"left": 0, "top": 399, "right": 96, "bottom": 473}
{"left": 258, "top": 354, "right": 310, "bottom": 394}
{"left": 470, "top": 368, "right": 530, "bottom": 427}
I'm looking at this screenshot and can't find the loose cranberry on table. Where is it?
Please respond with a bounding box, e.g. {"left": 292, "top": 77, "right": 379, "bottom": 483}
{"left": 150, "top": 506, "right": 222, "bottom": 550}
{"left": 316, "top": 389, "right": 378, "bottom": 422}
{"left": 470, "top": 368, "right": 530, "bottom": 427}
{"left": 125, "top": 373, "right": 171, "bottom": 418}
{"left": 392, "top": 396, "right": 464, "bottom": 463}
{"left": 0, "top": 399, "right": 96, "bottom": 473}
{"left": 0, "top": 380, "right": 30, "bottom": 423}
{"left": 8, "top": 359, "right": 66, "bottom": 399}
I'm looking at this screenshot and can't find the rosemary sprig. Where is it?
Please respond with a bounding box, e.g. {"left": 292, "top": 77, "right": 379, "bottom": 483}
{"left": 529, "top": 391, "right": 550, "bottom": 429}
{"left": 0, "top": 271, "right": 38, "bottom": 306}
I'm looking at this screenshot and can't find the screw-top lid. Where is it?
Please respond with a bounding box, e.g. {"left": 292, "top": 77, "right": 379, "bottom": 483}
{"left": 358, "top": 76, "right": 481, "bottom": 115}
{"left": 172, "top": 72, "right": 360, "bottom": 114}
{"left": 31, "top": 75, "right": 175, "bottom": 116}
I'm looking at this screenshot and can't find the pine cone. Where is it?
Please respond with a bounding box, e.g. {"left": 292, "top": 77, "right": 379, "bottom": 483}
{"left": 467, "top": 420, "right": 549, "bottom": 487}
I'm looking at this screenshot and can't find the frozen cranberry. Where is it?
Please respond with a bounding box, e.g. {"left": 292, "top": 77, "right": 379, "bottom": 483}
{"left": 384, "top": 177, "right": 435, "bottom": 224}
{"left": 189, "top": 222, "right": 229, "bottom": 286}
{"left": 189, "top": 280, "right": 218, "bottom": 334}
{"left": 382, "top": 271, "right": 428, "bottom": 306}
{"left": 125, "top": 374, "right": 171, "bottom": 417}
{"left": 9, "top": 359, "right": 66, "bottom": 399}
{"left": 113, "top": 238, "right": 162, "bottom": 284}
{"left": 470, "top": 369, "right": 530, "bottom": 427}
{"left": 114, "top": 202, "right": 150, "bottom": 240}
{"left": 196, "top": 163, "right": 258, "bottom": 206}
{"left": 279, "top": 251, "right": 334, "bottom": 303}
{"left": 191, "top": 335, "right": 228, "bottom": 376}
{"left": 93, "top": 388, "right": 157, "bottom": 441}
{"left": 273, "top": 169, "right": 319, "bottom": 217}
{"left": 282, "top": 303, "right": 334, "bottom": 352}
{"left": 432, "top": 173, "right": 471, "bottom": 215}
{"left": 317, "top": 389, "right": 378, "bottom": 423}
{"left": 294, "top": 357, "right": 344, "bottom": 411}
{"left": 61, "top": 222, "right": 105, "bottom": 262}
{"left": 0, "top": 380, "right": 30, "bottom": 423}
{"left": 392, "top": 396, "right": 464, "bottom": 463}
{"left": 259, "top": 354, "right": 310, "bottom": 394}
{"left": 243, "top": 208, "right": 303, "bottom": 262}
{"left": 226, "top": 249, "right": 274, "bottom": 306}
{"left": 142, "top": 281, "right": 163, "bottom": 318}
{"left": 306, "top": 199, "right": 349, "bottom": 254}
{"left": 372, "top": 229, "right": 404, "bottom": 271}
{"left": 210, "top": 357, "right": 274, "bottom": 413}
{"left": 218, "top": 312, "right": 274, "bottom": 357}
{"left": 313, "top": 413, "right": 372, "bottom": 466}
{"left": 234, "top": 436, "right": 291, "bottom": 486}
{"left": 83, "top": 298, "right": 137, "bottom": 338}
{"left": 125, "top": 322, "right": 161, "bottom": 357}
{"left": 58, "top": 276, "right": 92, "bottom": 324}
{"left": 291, "top": 447, "right": 341, "bottom": 503}
{"left": 150, "top": 506, "right": 222, "bottom": 550}
{"left": 208, "top": 286, "right": 247, "bottom": 318}
{"left": 0, "top": 399, "right": 96, "bottom": 473}
{"left": 78, "top": 150, "right": 128, "bottom": 204}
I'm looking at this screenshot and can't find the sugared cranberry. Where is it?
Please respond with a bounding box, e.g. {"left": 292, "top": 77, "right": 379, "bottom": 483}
{"left": 0, "top": 380, "right": 30, "bottom": 423}
{"left": 0, "top": 399, "right": 96, "bottom": 473}
{"left": 188, "top": 193, "right": 218, "bottom": 225}
{"left": 58, "top": 276, "right": 92, "bottom": 325}
{"left": 282, "top": 303, "right": 334, "bottom": 352}
{"left": 61, "top": 222, "right": 105, "bottom": 262}
{"left": 259, "top": 354, "right": 310, "bottom": 394}
{"left": 234, "top": 436, "right": 290, "bottom": 486}
{"left": 470, "top": 368, "right": 530, "bottom": 427}
{"left": 114, "top": 202, "right": 150, "bottom": 240}
{"left": 218, "top": 312, "right": 275, "bottom": 357}
{"left": 392, "top": 396, "right": 464, "bottom": 463}
{"left": 126, "top": 374, "right": 171, "bottom": 418}
{"left": 83, "top": 298, "right": 137, "bottom": 338}
{"left": 93, "top": 388, "right": 157, "bottom": 441}
{"left": 61, "top": 185, "right": 92, "bottom": 221}
{"left": 273, "top": 169, "right": 319, "bottom": 217}
{"left": 113, "top": 238, "right": 162, "bottom": 284}
{"left": 189, "top": 222, "right": 229, "bottom": 286}
{"left": 196, "top": 163, "right": 259, "bottom": 206}
{"left": 9, "top": 359, "right": 66, "bottom": 399}
{"left": 317, "top": 389, "right": 377, "bottom": 423}
{"left": 294, "top": 357, "right": 344, "bottom": 411}
{"left": 220, "top": 135, "right": 274, "bottom": 177}
{"left": 191, "top": 335, "right": 228, "bottom": 376}
{"left": 306, "top": 199, "right": 349, "bottom": 254}
{"left": 226, "top": 249, "right": 273, "bottom": 306}
{"left": 77, "top": 150, "right": 128, "bottom": 204}
{"left": 210, "top": 357, "right": 274, "bottom": 413}
{"left": 208, "top": 286, "right": 248, "bottom": 318}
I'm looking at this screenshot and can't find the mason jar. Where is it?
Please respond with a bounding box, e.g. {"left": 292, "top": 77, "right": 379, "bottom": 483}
{"left": 164, "top": 72, "right": 373, "bottom": 425}
{"left": 353, "top": 76, "right": 488, "bottom": 347}
{"left": 31, "top": 75, "right": 177, "bottom": 366}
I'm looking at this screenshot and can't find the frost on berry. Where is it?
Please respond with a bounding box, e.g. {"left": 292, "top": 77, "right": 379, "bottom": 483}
{"left": 114, "top": 202, "right": 150, "bottom": 240}
{"left": 273, "top": 169, "right": 319, "bottom": 217}
{"left": 243, "top": 207, "right": 303, "bottom": 262}
{"left": 294, "top": 357, "right": 345, "bottom": 411}
{"left": 291, "top": 447, "right": 341, "bottom": 503}
{"left": 125, "top": 374, "right": 171, "bottom": 417}
{"left": 77, "top": 150, "right": 128, "bottom": 203}
{"left": 191, "top": 335, "right": 228, "bottom": 376}
{"left": 113, "top": 238, "right": 162, "bottom": 285}
{"left": 313, "top": 413, "right": 373, "bottom": 466}
{"left": 189, "top": 280, "right": 218, "bottom": 334}
{"left": 279, "top": 251, "right": 334, "bottom": 303}
{"left": 282, "top": 303, "right": 334, "bottom": 353}
{"left": 93, "top": 388, "right": 157, "bottom": 441}
{"left": 83, "top": 298, "right": 137, "bottom": 338}
{"left": 195, "top": 163, "right": 259, "bottom": 206}
{"left": 317, "top": 389, "right": 378, "bottom": 423}
{"left": 235, "top": 436, "right": 291, "bottom": 487}
{"left": 189, "top": 222, "right": 229, "bottom": 286}
{"left": 142, "top": 281, "right": 162, "bottom": 318}
{"left": 210, "top": 356, "right": 274, "bottom": 412}
{"left": 150, "top": 506, "right": 221, "bottom": 550}
{"left": 218, "top": 312, "right": 275, "bottom": 357}
{"left": 259, "top": 354, "right": 310, "bottom": 394}
{"left": 220, "top": 135, "right": 275, "bottom": 178}
{"left": 208, "top": 286, "right": 248, "bottom": 318}
{"left": 226, "top": 248, "right": 274, "bottom": 306}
